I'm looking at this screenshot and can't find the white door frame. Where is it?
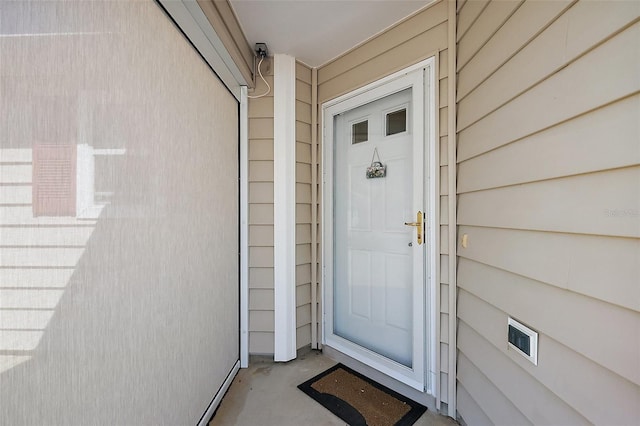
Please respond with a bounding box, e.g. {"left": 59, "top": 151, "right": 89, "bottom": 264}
{"left": 321, "top": 57, "right": 437, "bottom": 395}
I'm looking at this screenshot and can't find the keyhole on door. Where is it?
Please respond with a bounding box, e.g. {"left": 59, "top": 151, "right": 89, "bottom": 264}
{"left": 408, "top": 242, "right": 413, "bottom": 247}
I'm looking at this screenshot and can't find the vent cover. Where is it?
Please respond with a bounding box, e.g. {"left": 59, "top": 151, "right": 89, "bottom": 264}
{"left": 508, "top": 317, "right": 538, "bottom": 365}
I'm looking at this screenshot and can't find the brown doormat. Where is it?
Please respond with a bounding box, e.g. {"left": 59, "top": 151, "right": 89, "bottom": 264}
{"left": 297, "top": 363, "right": 427, "bottom": 426}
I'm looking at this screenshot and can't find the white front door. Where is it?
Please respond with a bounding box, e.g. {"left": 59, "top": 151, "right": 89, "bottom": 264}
{"left": 323, "top": 64, "right": 435, "bottom": 392}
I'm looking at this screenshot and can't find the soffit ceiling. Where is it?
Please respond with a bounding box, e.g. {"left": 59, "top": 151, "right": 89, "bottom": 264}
{"left": 228, "top": 0, "right": 433, "bottom": 68}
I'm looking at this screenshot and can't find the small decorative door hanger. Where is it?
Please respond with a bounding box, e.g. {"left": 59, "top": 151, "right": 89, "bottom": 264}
{"left": 366, "top": 147, "right": 386, "bottom": 179}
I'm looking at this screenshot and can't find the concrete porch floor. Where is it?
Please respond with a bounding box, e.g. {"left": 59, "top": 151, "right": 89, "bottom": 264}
{"left": 209, "top": 350, "right": 459, "bottom": 426}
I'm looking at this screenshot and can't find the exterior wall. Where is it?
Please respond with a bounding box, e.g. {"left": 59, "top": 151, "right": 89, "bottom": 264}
{"left": 195, "top": 0, "right": 283, "bottom": 356}
{"left": 295, "top": 62, "right": 314, "bottom": 349}
{"left": 248, "top": 59, "right": 275, "bottom": 354}
{"left": 247, "top": 60, "right": 315, "bottom": 354}
{"left": 316, "top": 0, "right": 454, "bottom": 404}
{"left": 455, "top": 0, "right": 640, "bottom": 424}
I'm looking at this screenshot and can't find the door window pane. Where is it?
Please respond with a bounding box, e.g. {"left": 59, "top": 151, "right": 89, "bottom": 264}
{"left": 352, "top": 120, "right": 368, "bottom": 144}
{"left": 386, "top": 109, "right": 407, "bottom": 136}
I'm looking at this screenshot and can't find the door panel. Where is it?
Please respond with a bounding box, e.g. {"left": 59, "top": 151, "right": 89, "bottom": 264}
{"left": 333, "top": 87, "right": 419, "bottom": 372}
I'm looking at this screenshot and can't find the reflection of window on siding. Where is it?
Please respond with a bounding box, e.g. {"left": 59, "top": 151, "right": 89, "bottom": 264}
{"left": 32, "top": 144, "right": 76, "bottom": 217}
{"left": 76, "top": 145, "right": 125, "bottom": 219}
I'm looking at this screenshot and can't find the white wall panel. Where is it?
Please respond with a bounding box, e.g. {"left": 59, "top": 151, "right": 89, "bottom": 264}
{"left": 0, "top": 1, "right": 239, "bottom": 424}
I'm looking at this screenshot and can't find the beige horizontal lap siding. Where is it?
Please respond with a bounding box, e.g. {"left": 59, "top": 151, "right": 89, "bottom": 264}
{"left": 296, "top": 61, "right": 313, "bottom": 349}
{"left": 455, "top": 0, "right": 640, "bottom": 424}
{"left": 248, "top": 59, "right": 274, "bottom": 355}
{"left": 317, "top": 0, "right": 453, "bottom": 404}
{"left": 437, "top": 44, "right": 450, "bottom": 404}
{"left": 317, "top": 0, "right": 448, "bottom": 102}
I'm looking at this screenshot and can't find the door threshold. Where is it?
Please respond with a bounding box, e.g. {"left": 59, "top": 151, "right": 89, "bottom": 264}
{"left": 322, "top": 345, "right": 436, "bottom": 411}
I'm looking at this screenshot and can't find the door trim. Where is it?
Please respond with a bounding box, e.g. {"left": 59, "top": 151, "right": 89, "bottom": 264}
{"left": 321, "top": 57, "right": 438, "bottom": 395}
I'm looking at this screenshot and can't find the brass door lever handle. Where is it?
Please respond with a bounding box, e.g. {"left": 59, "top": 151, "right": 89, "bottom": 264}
{"left": 404, "top": 211, "right": 423, "bottom": 245}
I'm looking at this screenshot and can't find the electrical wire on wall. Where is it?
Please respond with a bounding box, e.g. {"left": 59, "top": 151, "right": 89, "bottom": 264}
{"left": 248, "top": 55, "right": 270, "bottom": 99}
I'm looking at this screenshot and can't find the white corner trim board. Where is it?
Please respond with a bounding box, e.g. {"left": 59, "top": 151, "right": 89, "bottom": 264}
{"left": 273, "top": 54, "right": 297, "bottom": 362}
{"left": 240, "top": 86, "right": 249, "bottom": 368}
{"left": 447, "top": 0, "right": 458, "bottom": 418}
